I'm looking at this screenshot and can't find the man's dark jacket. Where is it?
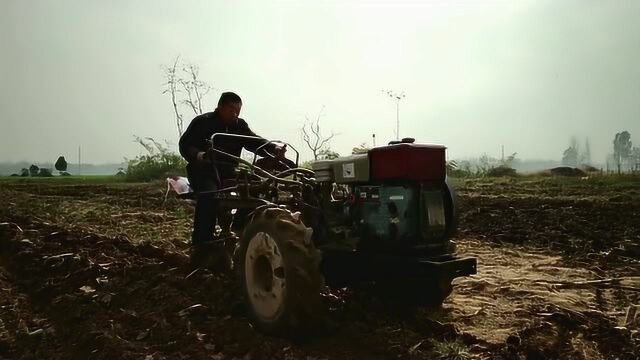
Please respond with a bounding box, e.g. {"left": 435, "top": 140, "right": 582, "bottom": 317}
{"left": 179, "top": 111, "right": 275, "bottom": 181}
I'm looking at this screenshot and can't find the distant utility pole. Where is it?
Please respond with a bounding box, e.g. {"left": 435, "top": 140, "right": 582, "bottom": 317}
{"left": 372, "top": 133, "right": 376, "bottom": 147}
{"left": 78, "top": 146, "right": 81, "bottom": 175}
{"left": 383, "top": 90, "right": 406, "bottom": 140}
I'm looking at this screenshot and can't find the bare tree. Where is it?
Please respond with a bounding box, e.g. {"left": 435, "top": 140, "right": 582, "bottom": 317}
{"left": 583, "top": 137, "right": 592, "bottom": 165}
{"left": 301, "top": 106, "right": 336, "bottom": 160}
{"left": 179, "top": 63, "right": 212, "bottom": 116}
{"left": 632, "top": 146, "right": 640, "bottom": 171}
{"left": 163, "top": 57, "right": 213, "bottom": 138}
{"left": 163, "top": 57, "right": 184, "bottom": 137}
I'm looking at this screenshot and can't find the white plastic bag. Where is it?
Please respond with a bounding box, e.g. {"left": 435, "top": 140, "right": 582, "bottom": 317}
{"left": 165, "top": 176, "right": 193, "bottom": 203}
{"left": 167, "top": 176, "right": 192, "bottom": 195}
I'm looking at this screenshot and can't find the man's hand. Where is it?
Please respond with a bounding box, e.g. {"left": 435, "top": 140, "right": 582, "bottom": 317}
{"left": 274, "top": 144, "right": 287, "bottom": 159}
{"left": 194, "top": 140, "right": 215, "bottom": 164}
{"left": 196, "top": 151, "right": 211, "bottom": 164}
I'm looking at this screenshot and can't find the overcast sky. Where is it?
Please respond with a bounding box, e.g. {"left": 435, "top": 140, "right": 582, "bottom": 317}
{"left": 1, "top": 0, "right": 639, "bottom": 164}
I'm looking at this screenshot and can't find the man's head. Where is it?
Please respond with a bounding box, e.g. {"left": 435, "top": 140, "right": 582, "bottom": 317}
{"left": 216, "top": 92, "right": 242, "bottom": 124}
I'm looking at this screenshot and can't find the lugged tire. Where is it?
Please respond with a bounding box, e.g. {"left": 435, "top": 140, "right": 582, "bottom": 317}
{"left": 237, "top": 207, "right": 325, "bottom": 335}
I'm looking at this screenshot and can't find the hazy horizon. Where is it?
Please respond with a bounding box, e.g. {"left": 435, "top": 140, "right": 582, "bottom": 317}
{"left": 0, "top": 158, "right": 575, "bottom": 177}
{"left": 2, "top": 0, "right": 639, "bottom": 165}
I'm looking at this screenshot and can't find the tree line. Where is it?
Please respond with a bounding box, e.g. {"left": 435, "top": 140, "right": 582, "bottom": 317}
{"left": 10, "top": 157, "right": 70, "bottom": 177}
{"left": 562, "top": 132, "right": 639, "bottom": 173}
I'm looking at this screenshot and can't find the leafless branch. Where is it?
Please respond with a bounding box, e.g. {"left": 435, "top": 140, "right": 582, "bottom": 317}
{"left": 300, "top": 106, "right": 335, "bottom": 160}
{"left": 163, "top": 56, "right": 184, "bottom": 137}
{"left": 179, "top": 76, "right": 199, "bottom": 116}
{"left": 185, "top": 64, "right": 211, "bottom": 114}
{"left": 162, "top": 57, "right": 214, "bottom": 138}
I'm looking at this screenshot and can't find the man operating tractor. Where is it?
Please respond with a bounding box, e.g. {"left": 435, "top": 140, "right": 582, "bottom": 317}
{"left": 178, "top": 92, "right": 291, "bottom": 265}
{"left": 175, "top": 92, "right": 475, "bottom": 334}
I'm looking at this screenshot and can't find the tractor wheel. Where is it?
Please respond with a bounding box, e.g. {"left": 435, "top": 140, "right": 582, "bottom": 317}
{"left": 237, "top": 207, "right": 325, "bottom": 335}
{"left": 377, "top": 278, "right": 453, "bottom": 307}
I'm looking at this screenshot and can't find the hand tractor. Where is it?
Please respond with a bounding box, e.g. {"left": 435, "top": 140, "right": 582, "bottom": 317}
{"left": 185, "top": 135, "right": 477, "bottom": 335}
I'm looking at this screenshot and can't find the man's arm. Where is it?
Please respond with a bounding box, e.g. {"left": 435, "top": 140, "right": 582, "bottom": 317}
{"left": 280, "top": 156, "right": 296, "bottom": 169}
{"left": 179, "top": 116, "right": 207, "bottom": 163}
{"left": 236, "top": 119, "right": 278, "bottom": 156}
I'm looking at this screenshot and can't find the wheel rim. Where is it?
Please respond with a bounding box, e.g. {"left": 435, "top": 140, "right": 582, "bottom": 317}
{"left": 245, "top": 231, "right": 285, "bottom": 321}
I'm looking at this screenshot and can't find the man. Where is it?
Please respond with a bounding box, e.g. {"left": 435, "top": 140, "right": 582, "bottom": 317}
{"left": 179, "top": 92, "right": 288, "bottom": 248}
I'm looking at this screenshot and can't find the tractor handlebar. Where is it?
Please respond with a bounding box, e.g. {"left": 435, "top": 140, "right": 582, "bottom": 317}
{"left": 209, "top": 133, "right": 300, "bottom": 168}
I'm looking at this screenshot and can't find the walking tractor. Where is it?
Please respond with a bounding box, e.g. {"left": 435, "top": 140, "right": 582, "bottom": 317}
{"left": 187, "top": 135, "right": 477, "bottom": 334}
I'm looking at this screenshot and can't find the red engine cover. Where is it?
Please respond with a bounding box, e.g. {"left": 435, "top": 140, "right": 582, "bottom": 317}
{"left": 369, "top": 143, "right": 446, "bottom": 181}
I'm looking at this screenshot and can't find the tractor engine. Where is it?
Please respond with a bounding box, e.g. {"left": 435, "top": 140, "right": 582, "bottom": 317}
{"left": 311, "top": 139, "right": 457, "bottom": 256}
